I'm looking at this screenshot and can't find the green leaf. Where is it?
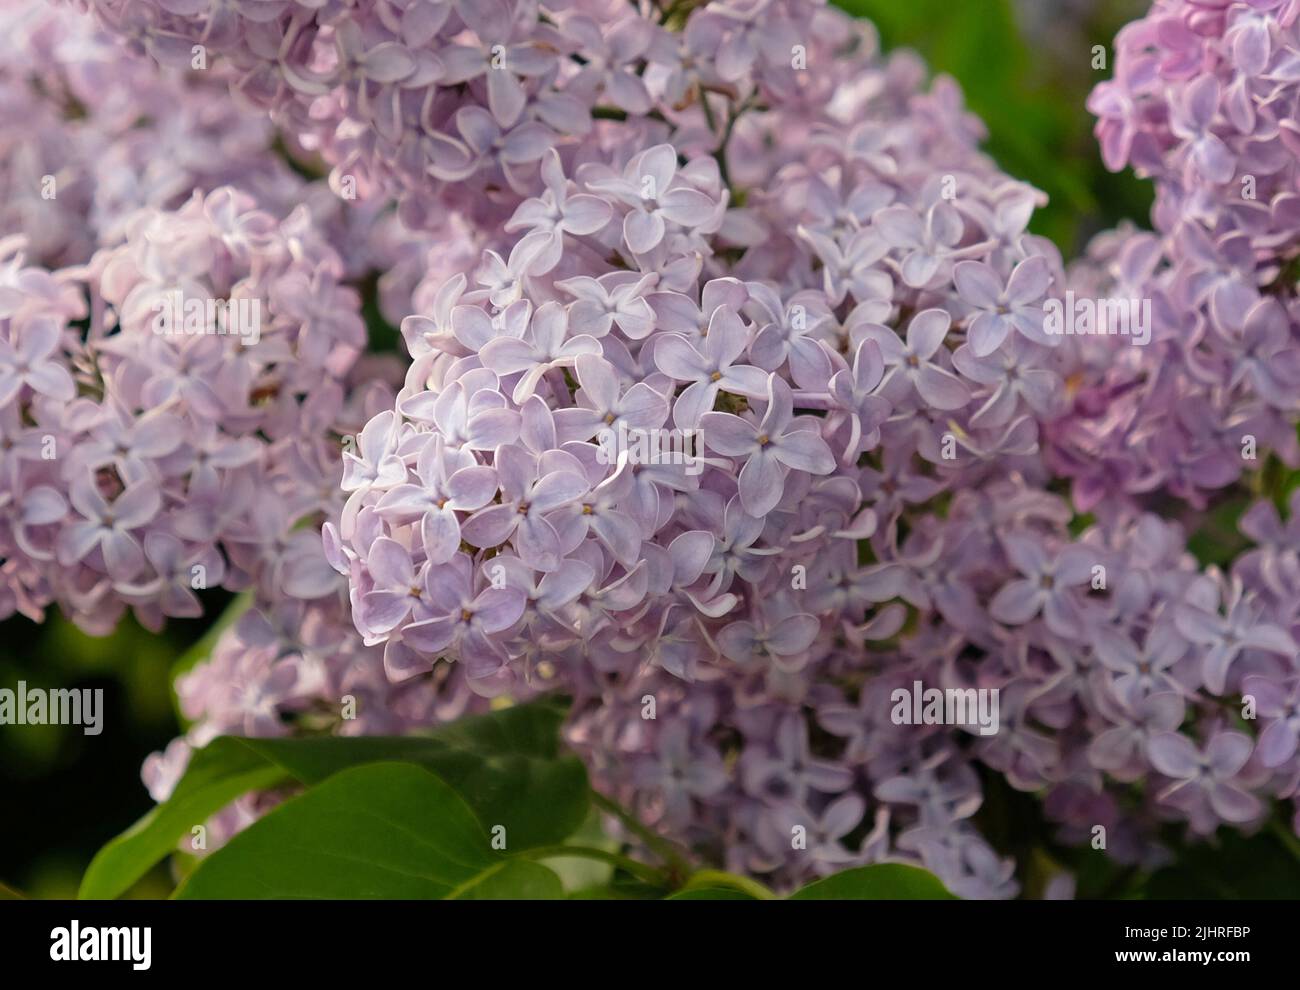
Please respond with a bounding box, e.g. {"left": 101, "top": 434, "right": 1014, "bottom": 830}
{"left": 534, "top": 809, "right": 619, "bottom": 893}
{"left": 79, "top": 737, "right": 288, "bottom": 900}
{"left": 790, "top": 864, "right": 957, "bottom": 900}
{"left": 428, "top": 697, "right": 569, "bottom": 757}
{"left": 451, "top": 860, "right": 563, "bottom": 900}
{"left": 81, "top": 698, "right": 587, "bottom": 899}
{"left": 678, "top": 869, "right": 777, "bottom": 900}
{"left": 240, "top": 731, "right": 589, "bottom": 849}
{"left": 176, "top": 763, "right": 562, "bottom": 899}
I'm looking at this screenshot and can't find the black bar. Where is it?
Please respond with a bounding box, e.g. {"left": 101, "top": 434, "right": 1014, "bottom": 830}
{"left": 0, "top": 899, "right": 1288, "bottom": 977}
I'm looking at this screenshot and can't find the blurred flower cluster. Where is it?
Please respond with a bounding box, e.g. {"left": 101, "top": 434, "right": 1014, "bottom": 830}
{"left": 2, "top": 0, "right": 1298, "bottom": 896}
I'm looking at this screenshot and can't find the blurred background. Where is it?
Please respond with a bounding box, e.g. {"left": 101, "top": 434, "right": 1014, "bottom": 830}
{"left": 0, "top": 0, "right": 1196, "bottom": 899}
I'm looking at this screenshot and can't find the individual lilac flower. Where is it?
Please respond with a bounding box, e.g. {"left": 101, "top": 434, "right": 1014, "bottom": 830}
{"left": 1174, "top": 579, "right": 1296, "bottom": 694}
{"left": 651, "top": 278, "right": 750, "bottom": 343}
{"left": 555, "top": 353, "right": 669, "bottom": 445}
{"left": 717, "top": 611, "right": 819, "bottom": 674}
{"left": 1090, "top": 622, "right": 1187, "bottom": 707}
{"left": 887, "top": 528, "right": 980, "bottom": 629}
{"left": 1169, "top": 75, "right": 1235, "bottom": 184}
{"left": 358, "top": 537, "right": 435, "bottom": 637}
{"left": 73, "top": 402, "right": 183, "bottom": 484}
{"left": 560, "top": 556, "right": 650, "bottom": 641}
{"left": 558, "top": 271, "right": 658, "bottom": 340}
{"left": 827, "top": 338, "right": 891, "bottom": 462}
{"left": 653, "top": 305, "right": 768, "bottom": 428}
{"left": 118, "top": 531, "right": 224, "bottom": 622}
{"left": 700, "top": 375, "right": 835, "bottom": 516}
{"left": 375, "top": 437, "right": 498, "bottom": 564}
{"left": 898, "top": 825, "right": 1016, "bottom": 899}
{"left": 561, "top": 14, "right": 654, "bottom": 114}
{"left": 951, "top": 338, "right": 1060, "bottom": 429}
{"left": 329, "top": 19, "right": 419, "bottom": 93}
{"left": 471, "top": 246, "right": 533, "bottom": 310}
{"left": 1228, "top": 4, "right": 1280, "bottom": 77}
{"left": 491, "top": 554, "right": 594, "bottom": 632}
{"left": 448, "top": 298, "right": 532, "bottom": 362}
{"left": 0, "top": 483, "right": 65, "bottom": 561}
{"left": 797, "top": 226, "right": 892, "bottom": 306}
{"left": 341, "top": 410, "right": 407, "bottom": 494}
{"left": 1087, "top": 52, "right": 1146, "bottom": 172}
{"left": 402, "top": 273, "right": 469, "bottom": 359}
{"left": 743, "top": 283, "right": 837, "bottom": 383}
{"left": 700, "top": 495, "right": 782, "bottom": 593}
{"left": 56, "top": 476, "right": 161, "bottom": 581}
{"left": 631, "top": 721, "right": 729, "bottom": 826}
{"left": 400, "top": 557, "right": 527, "bottom": 682}
{"left": 856, "top": 446, "right": 946, "bottom": 521}
{"left": 648, "top": 528, "right": 722, "bottom": 608}
{"left": 435, "top": 0, "right": 555, "bottom": 127}
{"left": 1148, "top": 731, "right": 1262, "bottom": 824}
{"left": 504, "top": 149, "right": 613, "bottom": 274}
{"left": 480, "top": 301, "right": 603, "bottom": 403}
{"left": 710, "top": 0, "right": 801, "bottom": 83}
{"left": 427, "top": 106, "right": 554, "bottom": 187}
{"left": 740, "top": 714, "right": 852, "bottom": 803}
{"left": 1089, "top": 691, "right": 1186, "bottom": 781}
{"left": 401, "top": 375, "right": 521, "bottom": 452}
{"left": 873, "top": 202, "right": 965, "bottom": 288}
{"left": 0, "top": 313, "right": 75, "bottom": 406}
{"left": 181, "top": 421, "right": 263, "bottom": 494}
{"left": 550, "top": 460, "right": 643, "bottom": 566}
{"left": 857, "top": 309, "right": 971, "bottom": 411}
{"left": 1238, "top": 492, "right": 1300, "bottom": 601}
{"left": 952, "top": 256, "right": 1054, "bottom": 356}
{"left": 1209, "top": 295, "right": 1300, "bottom": 410}
{"left": 989, "top": 534, "right": 1095, "bottom": 636}
{"left": 177, "top": 636, "right": 306, "bottom": 738}
{"left": 460, "top": 443, "right": 589, "bottom": 571}
{"left": 874, "top": 756, "right": 983, "bottom": 825}
{"left": 1241, "top": 675, "right": 1300, "bottom": 768}
{"left": 587, "top": 144, "right": 720, "bottom": 255}
{"left": 383, "top": 0, "right": 454, "bottom": 48}
{"left": 800, "top": 540, "right": 902, "bottom": 614}
{"left": 770, "top": 795, "right": 865, "bottom": 875}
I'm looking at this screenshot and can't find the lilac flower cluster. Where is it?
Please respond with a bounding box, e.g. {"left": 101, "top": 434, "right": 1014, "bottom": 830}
{"left": 2, "top": 0, "right": 456, "bottom": 330}
{"left": 322, "top": 0, "right": 1300, "bottom": 893}
{"left": 1002, "top": 0, "right": 1300, "bottom": 872}
{"left": 0, "top": 186, "right": 390, "bottom": 634}
{"left": 316, "top": 0, "right": 1079, "bottom": 892}
{"left": 78, "top": 0, "right": 859, "bottom": 233}
{"left": 0, "top": 1, "right": 303, "bottom": 267}
{"left": 22, "top": 0, "right": 1300, "bottom": 897}
{"left": 0, "top": 3, "right": 478, "bottom": 841}
{"left": 1058, "top": 0, "right": 1300, "bottom": 510}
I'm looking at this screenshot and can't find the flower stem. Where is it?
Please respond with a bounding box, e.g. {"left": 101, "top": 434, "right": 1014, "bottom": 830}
{"left": 590, "top": 790, "right": 693, "bottom": 873}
